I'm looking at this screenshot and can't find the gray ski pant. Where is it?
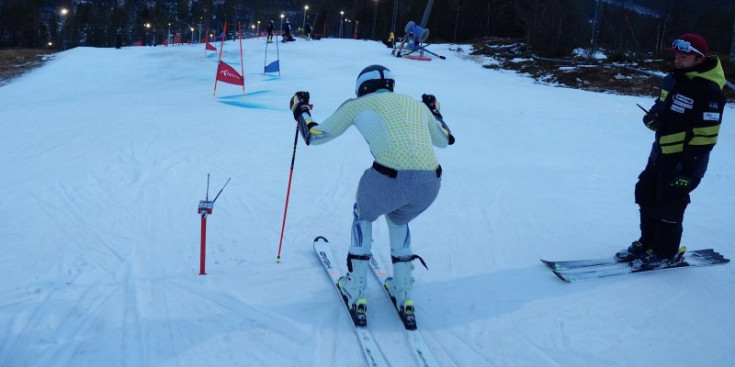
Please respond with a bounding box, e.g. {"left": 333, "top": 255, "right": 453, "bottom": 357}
{"left": 349, "top": 165, "right": 441, "bottom": 258}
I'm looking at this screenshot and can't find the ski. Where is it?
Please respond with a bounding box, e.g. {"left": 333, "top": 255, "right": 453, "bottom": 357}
{"left": 541, "top": 257, "right": 618, "bottom": 271}
{"left": 551, "top": 249, "right": 729, "bottom": 282}
{"left": 313, "top": 237, "right": 388, "bottom": 367}
{"left": 369, "top": 250, "right": 440, "bottom": 367}
{"left": 541, "top": 249, "right": 720, "bottom": 271}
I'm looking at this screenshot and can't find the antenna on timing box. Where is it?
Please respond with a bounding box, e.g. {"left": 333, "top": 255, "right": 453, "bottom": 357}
{"left": 197, "top": 174, "right": 231, "bottom": 275}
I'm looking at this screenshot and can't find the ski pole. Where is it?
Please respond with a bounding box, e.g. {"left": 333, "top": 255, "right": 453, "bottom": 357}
{"left": 276, "top": 121, "right": 300, "bottom": 263}
{"left": 636, "top": 103, "right": 649, "bottom": 114}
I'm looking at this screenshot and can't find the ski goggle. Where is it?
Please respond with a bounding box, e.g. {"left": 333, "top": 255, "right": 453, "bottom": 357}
{"left": 670, "top": 39, "right": 705, "bottom": 56}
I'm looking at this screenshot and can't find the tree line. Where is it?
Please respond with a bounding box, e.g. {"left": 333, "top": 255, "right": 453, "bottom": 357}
{"left": 1, "top": 0, "right": 734, "bottom": 58}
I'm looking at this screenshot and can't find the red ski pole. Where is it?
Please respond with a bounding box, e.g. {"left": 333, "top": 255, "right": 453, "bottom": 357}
{"left": 276, "top": 121, "right": 300, "bottom": 263}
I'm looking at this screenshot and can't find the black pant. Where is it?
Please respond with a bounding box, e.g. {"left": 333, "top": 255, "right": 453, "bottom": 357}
{"left": 634, "top": 164, "right": 699, "bottom": 257}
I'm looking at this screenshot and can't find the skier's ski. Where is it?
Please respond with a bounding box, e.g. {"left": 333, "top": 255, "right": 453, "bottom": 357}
{"left": 313, "top": 237, "right": 388, "bottom": 367}
{"left": 540, "top": 257, "right": 618, "bottom": 270}
{"left": 541, "top": 248, "right": 719, "bottom": 271}
{"left": 369, "top": 250, "right": 440, "bottom": 367}
{"left": 552, "top": 249, "right": 729, "bottom": 282}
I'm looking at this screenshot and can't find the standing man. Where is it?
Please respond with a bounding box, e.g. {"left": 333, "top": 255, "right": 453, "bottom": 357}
{"left": 615, "top": 33, "right": 726, "bottom": 269}
{"left": 289, "top": 65, "right": 455, "bottom": 326}
{"left": 382, "top": 32, "right": 395, "bottom": 48}
{"left": 282, "top": 19, "right": 294, "bottom": 42}
{"left": 304, "top": 23, "right": 313, "bottom": 40}
{"left": 266, "top": 20, "right": 275, "bottom": 43}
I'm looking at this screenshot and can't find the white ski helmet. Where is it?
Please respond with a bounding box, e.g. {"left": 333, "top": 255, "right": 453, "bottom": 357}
{"left": 355, "top": 65, "right": 395, "bottom": 97}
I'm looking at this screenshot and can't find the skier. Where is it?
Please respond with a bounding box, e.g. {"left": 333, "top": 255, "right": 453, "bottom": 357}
{"left": 615, "top": 33, "right": 726, "bottom": 269}
{"left": 304, "top": 23, "right": 313, "bottom": 40}
{"left": 382, "top": 32, "right": 395, "bottom": 48}
{"left": 266, "top": 20, "right": 275, "bottom": 43}
{"left": 289, "top": 65, "right": 455, "bottom": 320}
{"left": 282, "top": 19, "right": 295, "bottom": 42}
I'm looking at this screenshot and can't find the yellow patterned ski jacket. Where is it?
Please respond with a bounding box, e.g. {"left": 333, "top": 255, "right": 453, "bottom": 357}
{"left": 308, "top": 91, "right": 451, "bottom": 170}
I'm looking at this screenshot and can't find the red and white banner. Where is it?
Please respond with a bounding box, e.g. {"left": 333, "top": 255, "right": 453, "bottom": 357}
{"left": 216, "top": 61, "right": 244, "bottom": 86}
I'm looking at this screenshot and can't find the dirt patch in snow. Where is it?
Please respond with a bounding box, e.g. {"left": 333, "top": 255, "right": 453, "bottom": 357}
{"left": 465, "top": 37, "right": 735, "bottom": 100}
{"left": 0, "top": 49, "right": 56, "bottom": 86}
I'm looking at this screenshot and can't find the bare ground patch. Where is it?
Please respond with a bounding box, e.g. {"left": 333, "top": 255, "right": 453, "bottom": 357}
{"left": 0, "top": 49, "right": 57, "bottom": 86}
{"left": 467, "top": 37, "right": 735, "bottom": 101}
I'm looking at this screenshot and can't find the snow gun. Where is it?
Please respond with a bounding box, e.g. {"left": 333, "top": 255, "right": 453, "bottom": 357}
{"left": 393, "top": 21, "right": 445, "bottom": 60}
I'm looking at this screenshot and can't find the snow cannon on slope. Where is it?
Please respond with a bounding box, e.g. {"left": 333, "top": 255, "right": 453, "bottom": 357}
{"left": 392, "top": 21, "right": 445, "bottom": 61}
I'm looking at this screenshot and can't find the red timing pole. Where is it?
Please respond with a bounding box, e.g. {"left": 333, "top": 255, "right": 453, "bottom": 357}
{"left": 200, "top": 213, "right": 208, "bottom": 275}
{"left": 198, "top": 200, "right": 213, "bottom": 275}
{"left": 197, "top": 175, "right": 229, "bottom": 274}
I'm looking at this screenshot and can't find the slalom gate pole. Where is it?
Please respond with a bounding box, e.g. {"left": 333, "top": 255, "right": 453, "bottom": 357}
{"left": 276, "top": 122, "right": 300, "bottom": 263}
{"left": 238, "top": 21, "right": 245, "bottom": 95}
{"left": 263, "top": 37, "right": 269, "bottom": 75}
{"left": 275, "top": 34, "right": 281, "bottom": 77}
{"left": 213, "top": 21, "right": 228, "bottom": 98}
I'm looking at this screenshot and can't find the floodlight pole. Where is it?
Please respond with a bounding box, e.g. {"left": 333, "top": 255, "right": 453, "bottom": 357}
{"left": 730, "top": 13, "right": 735, "bottom": 60}
{"left": 589, "top": 0, "right": 602, "bottom": 59}
{"left": 420, "top": 0, "right": 435, "bottom": 28}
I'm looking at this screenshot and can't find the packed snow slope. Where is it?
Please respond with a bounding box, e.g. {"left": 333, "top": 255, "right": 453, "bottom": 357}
{"left": 1, "top": 38, "right": 734, "bottom": 367}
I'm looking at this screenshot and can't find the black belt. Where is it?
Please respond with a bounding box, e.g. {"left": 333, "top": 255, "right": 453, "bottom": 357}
{"left": 372, "top": 161, "right": 441, "bottom": 178}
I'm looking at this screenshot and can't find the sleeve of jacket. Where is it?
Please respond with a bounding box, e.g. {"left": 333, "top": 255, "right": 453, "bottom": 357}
{"left": 423, "top": 106, "right": 454, "bottom": 147}
{"left": 307, "top": 99, "right": 357, "bottom": 145}
{"left": 650, "top": 75, "right": 677, "bottom": 113}
{"left": 679, "top": 85, "right": 725, "bottom": 178}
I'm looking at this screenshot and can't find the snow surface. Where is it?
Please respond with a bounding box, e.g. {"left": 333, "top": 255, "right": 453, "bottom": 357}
{"left": 1, "top": 38, "right": 734, "bottom": 367}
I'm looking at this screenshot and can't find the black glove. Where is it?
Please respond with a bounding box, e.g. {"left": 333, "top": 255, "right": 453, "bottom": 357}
{"left": 290, "top": 91, "right": 313, "bottom": 121}
{"left": 422, "top": 94, "right": 455, "bottom": 145}
{"left": 421, "top": 94, "right": 442, "bottom": 118}
{"left": 642, "top": 110, "right": 659, "bottom": 131}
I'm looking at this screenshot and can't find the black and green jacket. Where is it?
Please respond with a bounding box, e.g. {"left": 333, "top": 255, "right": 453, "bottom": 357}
{"left": 647, "top": 56, "right": 726, "bottom": 179}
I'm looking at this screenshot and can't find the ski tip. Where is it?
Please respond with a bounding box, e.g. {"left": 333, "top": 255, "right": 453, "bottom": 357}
{"left": 540, "top": 259, "right": 555, "bottom": 269}
{"left": 314, "top": 236, "right": 328, "bottom": 243}
{"left": 552, "top": 270, "right": 572, "bottom": 283}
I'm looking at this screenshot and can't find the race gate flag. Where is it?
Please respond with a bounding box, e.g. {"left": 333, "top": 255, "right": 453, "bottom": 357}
{"left": 216, "top": 61, "right": 244, "bottom": 86}
{"left": 212, "top": 21, "right": 245, "bottom": 97}
{"left": 206, "top": 42, "right": 217, "bottom": 51}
